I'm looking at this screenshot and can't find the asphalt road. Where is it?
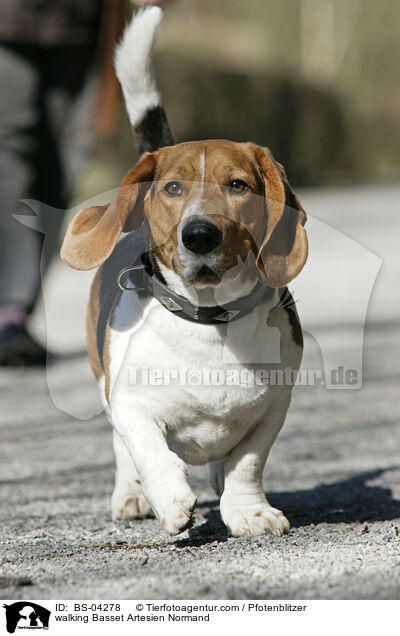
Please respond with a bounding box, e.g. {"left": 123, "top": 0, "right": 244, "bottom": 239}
{"left": 1, "top": 184, "right": 399, "bottom": 600}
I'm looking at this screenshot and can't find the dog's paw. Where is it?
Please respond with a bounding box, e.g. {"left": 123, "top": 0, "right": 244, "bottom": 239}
{"left": 148, "top": 482, "right": 197, "bottom": 536}
{"left": 139, "top": 456, "right": 196, "bottom": 535}
{"left": 111, "top": 483, "right": 154, "bottom": 520}
{"left": 158, "top": 488, "right": 197, "bottom": 536}
{"left": 221, "top": 497, "right": 290, "bottom": 537}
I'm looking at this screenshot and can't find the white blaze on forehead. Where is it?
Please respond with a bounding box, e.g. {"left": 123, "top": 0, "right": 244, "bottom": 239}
{"left": 185, "top": 148, "right": 206, "bottom": 213}
{"left": 199, "top": 148, "right": 205, "bottom": 184}
{"left": 177, "top": 147, "right": 206, "bottom": 249}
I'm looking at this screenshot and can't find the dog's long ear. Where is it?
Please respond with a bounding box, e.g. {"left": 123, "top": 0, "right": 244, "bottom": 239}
{"left": 61, "top": 152, "right": 157, "bottom": 270}
{"left": 252, "top": 145, "right": 308, "bottom": 287}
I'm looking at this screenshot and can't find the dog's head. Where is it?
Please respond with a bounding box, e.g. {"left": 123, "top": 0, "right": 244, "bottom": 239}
{"left": 61, "top": 140, "right": 307, "bottom": 288}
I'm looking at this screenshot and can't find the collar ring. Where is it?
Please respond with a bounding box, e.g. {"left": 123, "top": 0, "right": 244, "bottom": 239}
{"left": 117, "top": 265, "right": 146, "bottom": 292}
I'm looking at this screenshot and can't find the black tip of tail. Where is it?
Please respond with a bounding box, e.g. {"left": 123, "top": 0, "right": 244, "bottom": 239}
{"left": 135, "top": 105, "right": 174, "bottom": 155}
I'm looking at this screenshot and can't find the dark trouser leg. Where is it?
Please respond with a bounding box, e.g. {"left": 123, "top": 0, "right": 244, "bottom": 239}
{"left": 0, "top": 43, "right": 96, "bottom": 310}
{"left": 0, "top": 44, "right": 42, "bottom": 310}
{"left": 34, "top": 45, "right": 97, "bottom": 272}
{"left": 0, "top": 43, "right": 96, "bottom": 363}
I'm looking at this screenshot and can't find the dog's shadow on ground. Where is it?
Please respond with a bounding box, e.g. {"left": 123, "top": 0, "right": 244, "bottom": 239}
{"left": 268, "top": 467, "right": 400, "bottom": 527}
{"left": 174, "top": 468, "right": 400, "bottom": 547}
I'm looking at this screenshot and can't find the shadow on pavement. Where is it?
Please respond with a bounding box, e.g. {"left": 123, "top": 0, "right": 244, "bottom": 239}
{"left": 174, "top": 509, "right": 228, "bottom": 548}
{"left": 176, "top": 468, "right": 400, "bottom": 546}
{"left": 270, "top": 467, "right": 400, "bottom": 527}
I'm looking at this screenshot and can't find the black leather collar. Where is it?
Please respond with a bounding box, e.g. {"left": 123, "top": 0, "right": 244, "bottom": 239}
{"left": 97, "top": 231, "right": 276, "bottom": 371}
{"left": 117, "top": 252, "right": 274, "bottom": 325}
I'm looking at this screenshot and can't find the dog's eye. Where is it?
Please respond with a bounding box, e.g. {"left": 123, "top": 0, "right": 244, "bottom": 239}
{"left": 229, "top": 179, "right": 249, "bottom": 194}
{"left": 163, "top": 181, "right": 182, "bottom": 197}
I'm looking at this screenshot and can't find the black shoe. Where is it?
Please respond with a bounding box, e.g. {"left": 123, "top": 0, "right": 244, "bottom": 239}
{"left": 0, "top": 323, "right": 47, "bottom": 366}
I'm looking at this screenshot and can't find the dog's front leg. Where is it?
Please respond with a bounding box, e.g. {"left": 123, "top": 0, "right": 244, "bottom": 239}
{"left": 220, "top": 393, "right": 291, "bottom": 537}
{"left": 111, "top": 430, "right": 154, "bottom": 520}
{"left": 112, "top": 403, "right": 196, "bottom": 535}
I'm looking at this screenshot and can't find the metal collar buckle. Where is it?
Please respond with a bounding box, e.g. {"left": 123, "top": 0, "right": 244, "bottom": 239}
{"left": 117, "top": 264, "right": 147, "bottom": 292}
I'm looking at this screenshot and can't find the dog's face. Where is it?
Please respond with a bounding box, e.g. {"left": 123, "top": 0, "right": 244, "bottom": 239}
{"left": 61, "top": 140, "right": 307, "bottom": 288}
{"left": 144, "top": 141, "right": 267, "bottom": 288}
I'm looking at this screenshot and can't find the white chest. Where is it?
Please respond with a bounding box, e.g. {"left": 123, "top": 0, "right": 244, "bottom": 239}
{"left": 107, "top": 291, "right": 294, "bottom": 463}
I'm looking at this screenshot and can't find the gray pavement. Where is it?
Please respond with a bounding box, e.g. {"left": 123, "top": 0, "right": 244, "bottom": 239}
{"left": 1, "top": 184, "right": 400, "bottom": 600}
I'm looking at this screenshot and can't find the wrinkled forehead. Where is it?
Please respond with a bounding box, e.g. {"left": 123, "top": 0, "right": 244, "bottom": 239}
{"left": 155, "top": 140, "right": 262, "bottom": 186}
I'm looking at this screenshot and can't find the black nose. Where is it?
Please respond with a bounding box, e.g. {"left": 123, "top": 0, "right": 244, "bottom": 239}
{"left": 181, "top": 219, "right": 222, "bottom": 255}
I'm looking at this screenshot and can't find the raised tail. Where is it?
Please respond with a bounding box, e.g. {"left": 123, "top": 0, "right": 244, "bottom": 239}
{"left": 114, "top": 7, "right": 174, "bottom": 154}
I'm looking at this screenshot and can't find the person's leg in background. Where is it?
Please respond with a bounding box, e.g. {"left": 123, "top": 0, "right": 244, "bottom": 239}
{"left": 36, "top": 45, "right": 97, "bottom": 272}
{"left": 0, "top": 43, "right": 47, "bottom": 364}
{"left": 0, "top": 43, "right": 97, "bottom": 365}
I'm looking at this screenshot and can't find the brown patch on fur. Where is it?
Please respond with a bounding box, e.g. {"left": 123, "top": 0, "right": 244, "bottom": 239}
{"left": 285, "top": 306, "right": 303, "bottom": 349}
{"left": 251, "top": 146, "right": 308, "bottom": 287}
{"left": 61, "top": 152, "right": 157, "bottom": 271}
{"left": 86, "top": 264, "right": 120, "bottom": 400}
{"left": 267, "top": 288, "right": 303, "bottom": 349}
{"left": 86, "top": 268, "right": 104, "bottom": 381}
{"left": 70, "top": 205, "right": 109, "bottom": 235}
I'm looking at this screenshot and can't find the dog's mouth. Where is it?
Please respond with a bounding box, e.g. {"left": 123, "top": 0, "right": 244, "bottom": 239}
{"left": 184, "top": 256, "right": 252, "bottom": 289}
{"left": 190, "top": 265, "right": 221, "bottom": 286}
{"left": 174, "top": 230, "right": 255, "bottom": 288}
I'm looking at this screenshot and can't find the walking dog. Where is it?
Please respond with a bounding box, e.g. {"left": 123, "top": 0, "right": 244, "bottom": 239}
{"left": 61, "top": 7, "right": 308, "bottom": 536}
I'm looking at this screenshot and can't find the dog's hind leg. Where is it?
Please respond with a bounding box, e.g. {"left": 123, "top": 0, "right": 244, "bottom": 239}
{"left": 111, "top": 429, "right": 154, "bottom": 520}
{"left": 209, "top": 461, "right": 225, "bottom": 496}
